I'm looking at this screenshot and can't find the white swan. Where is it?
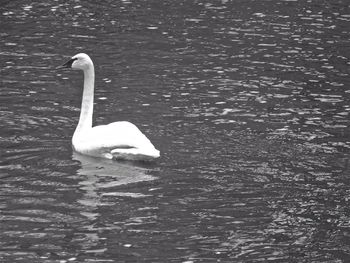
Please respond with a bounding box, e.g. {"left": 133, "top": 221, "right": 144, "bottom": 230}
{"left": 57, "top": 53, "right": 160, "bottom": 161}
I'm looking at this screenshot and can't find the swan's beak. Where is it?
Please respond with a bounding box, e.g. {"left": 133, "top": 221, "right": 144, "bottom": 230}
{"left": 56, "top": 58, "right": 76, "bottom": 69}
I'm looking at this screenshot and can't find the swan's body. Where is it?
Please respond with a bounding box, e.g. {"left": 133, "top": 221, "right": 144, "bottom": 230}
{"left": 58, "top": 53, "right": 160, "bottom": 161}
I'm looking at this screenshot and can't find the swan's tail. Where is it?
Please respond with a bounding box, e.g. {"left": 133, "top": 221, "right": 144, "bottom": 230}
{"left": 111, "top": 147, "right": 160, "bottom": 161}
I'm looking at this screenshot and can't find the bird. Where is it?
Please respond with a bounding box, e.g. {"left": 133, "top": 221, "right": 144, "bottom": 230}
{"left": 57, "top": 53, "right": 160, "bottom": 161}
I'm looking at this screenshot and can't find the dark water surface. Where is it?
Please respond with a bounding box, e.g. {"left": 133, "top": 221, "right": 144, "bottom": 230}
{"left": 1, "top": 0, "right": 350, "bottom": 262}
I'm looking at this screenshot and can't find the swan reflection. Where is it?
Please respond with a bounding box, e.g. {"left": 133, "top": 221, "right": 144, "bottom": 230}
{"left": 73, "top": 152, "right": 157, "bottom": 207}
{"left": 68, "top": 153, "right": 157, "bottom": 255}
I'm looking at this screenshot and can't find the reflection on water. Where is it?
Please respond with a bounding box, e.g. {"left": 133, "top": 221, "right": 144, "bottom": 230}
{"left": 73, "top": 152, "right": 156, "bottom": 207}
{"left": 73, "top": 153, "right": 157, "bottom": 260}
{"left": 1, "top": 0, "right": 350, "bottom": 262}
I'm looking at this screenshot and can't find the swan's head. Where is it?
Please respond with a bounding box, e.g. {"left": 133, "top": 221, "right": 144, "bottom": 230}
{"left": 57, "top": 53, "right": 93, "bottom": 71}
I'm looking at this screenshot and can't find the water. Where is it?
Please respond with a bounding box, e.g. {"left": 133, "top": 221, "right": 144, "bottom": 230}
{"left": 1, "top": 0, "right": 350, "bottom": 262}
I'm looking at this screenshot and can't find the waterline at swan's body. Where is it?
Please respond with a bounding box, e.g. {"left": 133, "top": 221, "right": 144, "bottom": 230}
{"left": 58, "top": 53, "right": 160, "bottom": 161}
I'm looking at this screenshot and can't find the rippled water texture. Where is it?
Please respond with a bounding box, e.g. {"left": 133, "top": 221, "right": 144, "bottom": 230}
{"left": 1, "top": 0, "right": 350, "bottom": 262}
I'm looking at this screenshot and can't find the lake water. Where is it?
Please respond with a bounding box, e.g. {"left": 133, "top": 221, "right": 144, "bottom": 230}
{"left": 1, "top": 0, "right": 350, "bottom": 262}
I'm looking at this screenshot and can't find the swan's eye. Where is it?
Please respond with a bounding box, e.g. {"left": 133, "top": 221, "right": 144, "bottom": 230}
{"left": 71, "top": 58, "right": 78, "bottom": 64}
{"left": 58, "top": 57, "right": 78, "bottom": 69}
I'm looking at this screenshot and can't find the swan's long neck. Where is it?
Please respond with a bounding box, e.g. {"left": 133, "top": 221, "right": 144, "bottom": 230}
{"left": 75, "top": 64, "right": 95, "bottom": 135}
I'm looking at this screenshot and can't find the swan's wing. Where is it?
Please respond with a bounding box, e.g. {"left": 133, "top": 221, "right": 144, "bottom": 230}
{"left": 77, "top": 121, "right": 159, "bottom": 160}
{"left": 90, "top": 121, "right": 155, "bottom": 148}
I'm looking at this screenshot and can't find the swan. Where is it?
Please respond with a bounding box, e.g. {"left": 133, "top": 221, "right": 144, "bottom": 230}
{"left": 57, "top": 53, "right": 160, "bottom": 161}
